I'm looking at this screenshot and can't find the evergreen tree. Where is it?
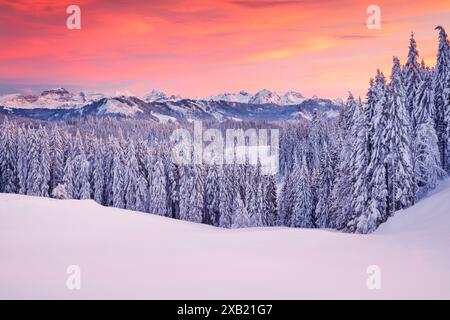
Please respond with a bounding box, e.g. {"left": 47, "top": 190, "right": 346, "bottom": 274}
{"left": 77, "top": 156, "right": 91, "bottom": 200}
{"left": 249, "top": 161, "right": 264, "bottom": 227}
{"left": 403, "top": 32, "right": 422, "bottom": 119}
{"left": 218, "top": 165, "right": 234, "bottom": 228}
{"left": 26, "top": 129, "right": 42, "bottom": 196}
{"left": 279, "top": 169, "right": 293, "bottom": 226}
{"left": 264, "top": 174, "right": 278, "bottom": 226}
{"left": 204, "top": 163, "right": 221, "bottom": 226}
{"left": 179, "top": 164, "right": 192, "bottom": 222}
{"left": 50, "top": 126, "right": 65, "bottom": 192}
{"left": 124, "top": 142, "right": 139, "bottom": 210}
{"left": 62, "top": 156, "right": 76, "bottom": 199}
{"left": 434, "top": 26, "right": 450, "bottom": 171}
{"left": 414, "top": 71, "right": 435, "bottom": 127}
{"left": 365, "top": 77, "right": 376, "bottom": 160}
{"left": 103, "top": 137, "right": 116, "bottom": 206}
{"left": 92, "top": 140, "right": 105, "bottom": 204}
{"left": 330, "top": 93, "right": 356, "bottom": 229}
{"left": 347, "top": 101, "right": 370, "bottom": 232}
{"left": 366, "top": 71, "right": 389, "bottom": 228}
{"left": 290, "top": 156, "right": 314, "bottom": 228}
{"left": 17, "top": 125, "right": 29, "bottom": 195}
{"left": 385, "top": 56, "right": 415, "bottom": 214}
{"left": 189, "top": 164, "right": 204, "bottom": 223}
{"left": 0, "top": 119, "right": 18, "bottom": 193}
{"left": 135, "top": 174, "right": 148, "bottom": 213}
{"left": 149, "top": 158, "right": 167, "bottom": 216}
{"left": 314, "top": 140, "right": 334, "bottom": 228}
{"left": 112, "top": 139, "right": 125, "bottom": 208}
{"left": 167, "top": 160, "right": 180, "bottom": 219}
{"left": 415, "top": 119, "right": 446, "bottom": 197}
{"left": 231, "top": 191, "right": 251, "bottom": 228}
{"left": 37, "top": 126, "right": 51, "bottom": 197}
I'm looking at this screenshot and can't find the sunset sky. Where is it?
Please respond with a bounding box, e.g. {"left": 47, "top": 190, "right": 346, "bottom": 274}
{"left": 1, "top": 0, "right": 450, "bottom": 99}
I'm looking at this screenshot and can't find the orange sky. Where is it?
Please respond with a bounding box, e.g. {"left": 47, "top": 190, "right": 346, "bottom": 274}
{"left": 1, "top": 0, "right": 450, "bottom": 99}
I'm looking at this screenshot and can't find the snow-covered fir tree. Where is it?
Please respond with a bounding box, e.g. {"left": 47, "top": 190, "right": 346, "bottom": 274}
{"left": 264, "top": 174, "right": 278, "bottom": 226}
{"left": 414, "top": 70, "right": 435, "bottom": 127}
{"left": 124, "top": 142, "right": 139, "bottom": 210}
{"left": 433, "top": 26, "right": 450, "bottom": 171}
{"left": 49, "top": 126, "right": 65, "bottom": 192}
{"left": 17, "top": 124, "right": 29, "bottom": 195}
{"left": 0, "top": 119, "right": 18, "bottom": 193}
{"left": 314, "top": 140, "right": 333, "bottom": 228}
{"left": 289, "top": 156, "right": 314, "bottom": 228}
{"left": 112, "top": 138, "right": 126, "bottom": 208}
{"left": 249, "top": 161, "right": 264, "bottom": 227}
{"left": 179, "top": 164, "right": 204, "bottom": 223}
{"left": 347, "top": 100, "right": 370, "bottom": 233}
{"left": 218, "top": 165, "right": 235, "bottom": 228}
{"left": 403, "top": 32, "right": 422, "bottom": 119}
{"left": 26, "top": 128, "right": 43, "bottom": 196}
{"left": 37, "top": 126, "right": 51, "bottom": 197}
{"left": 385, "top": 56, "right": 415, "bottom": 214}
{"left": 415, "top": 118, "right": 446, "bottom": 197}
{"left": 204, "top": 163, "right": 221, "bottom": 226}
{"left": 149, "top": 157, "right": 167, "bottom": 216}
{"left": 92, "top": 140, "right": 105, "bottom": 204}
{"left": 231, "top": 190, "right": 251, "bottom": 228}
{"left": 366, "top": 71, "right": 389, "bottom": 227}
{"left": 166, "top": 160, "right": 180, "bottom": 219}
{"left": 330, "top": 93, "right": 357, "bottom": 229}
{"left": 189, "top": 164, "right": 205, "bottom": 223}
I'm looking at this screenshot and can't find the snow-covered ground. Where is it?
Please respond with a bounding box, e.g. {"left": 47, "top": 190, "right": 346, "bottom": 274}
{"left": 1, "top": 180, "right": 450, "bottom": 299}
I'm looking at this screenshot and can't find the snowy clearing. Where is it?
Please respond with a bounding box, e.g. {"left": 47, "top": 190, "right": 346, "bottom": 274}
{"left": 1, "top": 179, "right": 450, "bottom": 299}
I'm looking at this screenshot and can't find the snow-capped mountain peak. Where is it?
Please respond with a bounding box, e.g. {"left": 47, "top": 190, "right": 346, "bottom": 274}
{"left": 249, "top": 89, "right": 282, "bottom": 105}
{"left": 143, "top": 90, "right": 181, "bottom": 103}
{"left": 207, "top": 89, "right": 305, "bottom": 105}
{"left": 40, "top": 87, "right": 70, "bottom": 97}
{"left": 207, "top": 91, "right": 252, "bottom": 103}
{"left": 1, "top": 87, "right": 341, "bottom": 122}
{"left": 281, "top": 90, "right": 305, "bottom": 105}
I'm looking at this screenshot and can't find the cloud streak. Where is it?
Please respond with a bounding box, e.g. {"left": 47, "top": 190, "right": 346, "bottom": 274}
{"left": 0, "top": 0, "right": 449, "bottom": 98}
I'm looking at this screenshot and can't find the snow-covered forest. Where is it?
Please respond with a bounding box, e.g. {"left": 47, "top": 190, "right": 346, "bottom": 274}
{"left": 1, "top": 27, "right": 449, "bottom": 234}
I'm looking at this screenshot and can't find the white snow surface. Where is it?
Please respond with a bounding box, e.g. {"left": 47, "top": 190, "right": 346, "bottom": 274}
{"left": 97, "top": 98, "right": 143, "bottom": 116}
{"left": 1, "top": 179, "right": 450, "bottom": 299}
{"left": 151, "top": 112, "right": 177, "bottom": 123}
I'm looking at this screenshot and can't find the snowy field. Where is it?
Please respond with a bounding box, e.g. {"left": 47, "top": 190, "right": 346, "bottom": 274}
{"left": 1, "top": 180, "right": 450, "bottom": 299}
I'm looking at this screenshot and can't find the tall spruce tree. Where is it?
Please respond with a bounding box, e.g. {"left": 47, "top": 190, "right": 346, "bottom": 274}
{"left": 330, "top": 93, "right": 357, "bottom": 229}
{"left": 149, "top": 158, "right": 167, "bottom": 216}
{"left": 314, "top": 140, "right": 333, "bottom": 228}
{"left": 347, "top": 101, "right": 369, "bottom": 232}
{"left": 403, "top": 32, "right": 422, "bottom": 119}
{"left": 290, "top": 156, "right": 313, "bottom": 228}
{"left": 204, "top": 163, "right": 221, "bottom": 226}
{"left": 385, "top": 56, "right": 415, "bottom": 214}
{"left": 367, "top": 71, "right": 389, "bottom": 226}
{"left": 434, "top": 26, "right": 450, "bottom": 171}
{"left": 124, "top": 142, "right": 139, "bottom": 210}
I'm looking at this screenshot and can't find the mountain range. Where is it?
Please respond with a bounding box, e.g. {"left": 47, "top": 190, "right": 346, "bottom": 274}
{"left": 0, "top": 88, "right": 342, "bottom": 123}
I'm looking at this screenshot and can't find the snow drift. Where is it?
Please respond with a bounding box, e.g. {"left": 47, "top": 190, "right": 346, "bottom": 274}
{"left": 1, "top": 179, "right": 450, "bottom": 299}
